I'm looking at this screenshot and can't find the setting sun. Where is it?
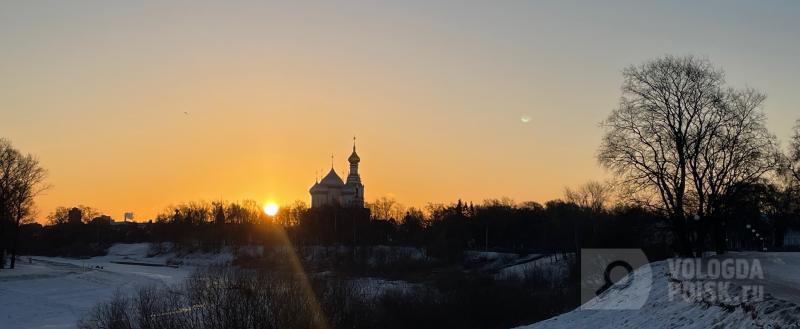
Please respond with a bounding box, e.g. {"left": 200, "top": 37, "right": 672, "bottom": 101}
{"left": 263, "top": 202, "right": 279, "bottom": 216}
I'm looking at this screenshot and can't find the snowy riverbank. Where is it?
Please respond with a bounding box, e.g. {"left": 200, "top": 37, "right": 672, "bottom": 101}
{"left": 0, "top": 243, "right": 226, "bottom": 329}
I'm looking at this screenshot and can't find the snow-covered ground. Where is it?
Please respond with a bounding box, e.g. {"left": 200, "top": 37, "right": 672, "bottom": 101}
{"left": 519, "top": 252, "right": 800, "bottom": 328}
{"left": 300, "top": 245, "right": 428, "bottom": 267}
{"left": 706, "top": 252, "right": 800, "bottom": 306}
{"left": 0, "top": 244, "right": 425, "bottom": 328}
{"left": 16, "top": 245, "right": 800, "bottom": 328}
{"left": 0, "top": 244, "right": 230, "bottom": 329}
{"left": 348, "top": 277, "right": 422, "bottom": 299}
{"left": 463, "top": 251, "right": 548, "bottom": 273}
{"left": 492, "top": 254, "right": 571, "bottom": 281}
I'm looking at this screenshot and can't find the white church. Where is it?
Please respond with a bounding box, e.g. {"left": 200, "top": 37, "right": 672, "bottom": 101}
{"left": 309, "top": 140, "right": 365, "bottom": 208}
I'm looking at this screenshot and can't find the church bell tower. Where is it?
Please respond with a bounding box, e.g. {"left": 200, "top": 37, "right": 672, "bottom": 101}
{"left": 344, "top": 137, "right": 364, "bottom": 207}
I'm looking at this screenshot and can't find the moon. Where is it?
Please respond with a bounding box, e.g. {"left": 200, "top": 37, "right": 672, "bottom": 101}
{"left": 263, "top": 203, "right": 279, "bottom": 216}
{"left": 520, "top": 115, "right": 531, "bottom": 123}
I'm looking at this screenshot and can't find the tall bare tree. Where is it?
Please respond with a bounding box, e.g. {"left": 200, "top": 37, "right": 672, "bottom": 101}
{"left": 688, "top": 88, "right": 780, "bottom": 253}
{"left": 0, "top": 138, "right": 48, "bottom": 269}
{"left": 600, "top": 56, "right": 780, "bottom": 256}
{"left": 788, "top": 120, "right": 800, "bottom": 184}
{"left": 0, "top": 140, "right": 14, "bottom": 269}
{"left": 599, "top": 56, "right": 726, "bottom": 255}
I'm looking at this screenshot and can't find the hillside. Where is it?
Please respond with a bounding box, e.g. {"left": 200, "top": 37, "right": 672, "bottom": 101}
{"left": 519, "top": 253, "right": 800, "bottom": 328}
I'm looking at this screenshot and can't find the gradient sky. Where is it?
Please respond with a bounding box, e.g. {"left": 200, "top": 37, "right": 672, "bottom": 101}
{"left": 1, "top": 1, "right": 799, "bottom": 222}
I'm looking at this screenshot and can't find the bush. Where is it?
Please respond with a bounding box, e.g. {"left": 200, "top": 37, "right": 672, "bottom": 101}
{"left": 79, "top": 259, "right": 578, "bottom": 329}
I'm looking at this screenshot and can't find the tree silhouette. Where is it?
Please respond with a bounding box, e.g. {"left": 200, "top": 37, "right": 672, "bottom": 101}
{"left": 0, "top": 138, "right": 48, "bottom": 269}
{"left": 564, "top": 181, "right": 614, "bottom": 212}
{"left": 599, "top": 56, "right": 724, "bottom": 255}
{"left": 47, "top": 205, "right": 100, "bottom": 225}
{"left": 367, "top": 196, "right": 405, "bottom": 222}
{"left": 687, "top": 88, "right": 779, "bottom": 253}
{"left": 788, "top": 120, "right": 800, "bottom": 184}
{"left": 599, "top": 55, "right": 779, "bottom": 256}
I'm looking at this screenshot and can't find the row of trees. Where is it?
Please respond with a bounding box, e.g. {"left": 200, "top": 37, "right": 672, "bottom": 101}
{"left": 47, "top": 205, "right": 105, "bottom": 225}
{"left": 599, "top": 55, "right": 800, "bottom": 256}
{"left": 103, "top": 195, "right": 670, "bottom": 260}
{"left": 0, "top": 139, "right": 47, "bottom": 269}
{"left": 16, "top": 173, "right": 800, "bottom": 261}
{"left": 14, "top": 193, "right": 671, "bottom": 258}
{"left": 13, "top": 178, "right": 800, "bottom": 261}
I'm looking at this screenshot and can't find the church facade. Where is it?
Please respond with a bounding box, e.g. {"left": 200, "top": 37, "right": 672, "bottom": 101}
{"left": 309, "top": 141, "right": 365, "bottom": 208}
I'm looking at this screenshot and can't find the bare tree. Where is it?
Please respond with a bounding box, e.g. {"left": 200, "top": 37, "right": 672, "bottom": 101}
{"left": 367, "top": 196, "right": 405, "bottom": 221}
{"left": 787, "top": 119, "right": 800, "bottom": 184}
{"left": 564, "top": 181, "right": 614, "bottom": 211}
{"left": 599, "top": 56, "right": 725, "bottom": 255}
{"left": 687, "top": 88, "right": 780, "bottom": 253}
{"left": 46, "top": 205, "right": 102, "bottom": 225}
{"left": 276, "top": 200, "right": 308, "bottom": 227}
{"left": 80, "top": 206, "right": 101, "bottom": 224}
{"left": 0, "top": 138, "right": 48, "bottom": 269}
{"left": 0, "top": 139, "right": 14, "bottom": 269}
{"left": 600, "top": 56, "right": 780, "bottom": 256}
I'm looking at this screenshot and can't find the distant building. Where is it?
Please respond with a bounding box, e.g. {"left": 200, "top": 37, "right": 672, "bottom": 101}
{"left": 309, "top": 139, "right": 365, "bottom": 208}
{"left": 90, "top": 215, "right": 113, "bottom": 225}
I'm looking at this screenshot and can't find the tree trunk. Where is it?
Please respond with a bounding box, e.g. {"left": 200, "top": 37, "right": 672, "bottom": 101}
{"left": 672, "top": 214, "right": 692, "bottom": 257}
{"left": 695, "top": 218, "right": 707, "bottom": 257}
{"left": 713, "top": 219, "right": 726, "bottom": 255}
{"left": 9, "top": 226, "right": 18, "bottom": 269}
{"left": 9, "top": 213, "right": 20, "bottom": 269}
{"left": 0, "top": 222, "right": 5, "bottom": 270}
{"left": 9, "top": 248, "right": 16, "bottom": 269}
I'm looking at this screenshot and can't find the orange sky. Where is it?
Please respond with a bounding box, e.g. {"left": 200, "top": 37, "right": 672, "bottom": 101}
{"left": 1, "top": 1, "right": 799, "bottom": 222}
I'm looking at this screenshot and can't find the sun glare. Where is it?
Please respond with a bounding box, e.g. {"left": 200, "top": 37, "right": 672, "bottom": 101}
{"left": 263, "top": 202, "right": 279, "bottom": 216}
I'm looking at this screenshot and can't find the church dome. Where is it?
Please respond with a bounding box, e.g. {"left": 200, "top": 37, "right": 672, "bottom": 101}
{"left": 348, "top": 138, "right": 360, "bottom": 164}
{"left": 348, "top": 149, "right": 360, "bottom": 164}
{"left": 319, "top": 168, "right": 344, "bottom": 187}
{"left": 309, "top": 181, "right": 325, "bottom": 194}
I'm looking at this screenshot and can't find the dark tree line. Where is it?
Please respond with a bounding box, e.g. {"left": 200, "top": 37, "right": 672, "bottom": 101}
{"left": 13, "top": 182, "right": 800, "bottom": 261}
{"left": 13, "top": 196, "right": 674, "bottom": 261}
